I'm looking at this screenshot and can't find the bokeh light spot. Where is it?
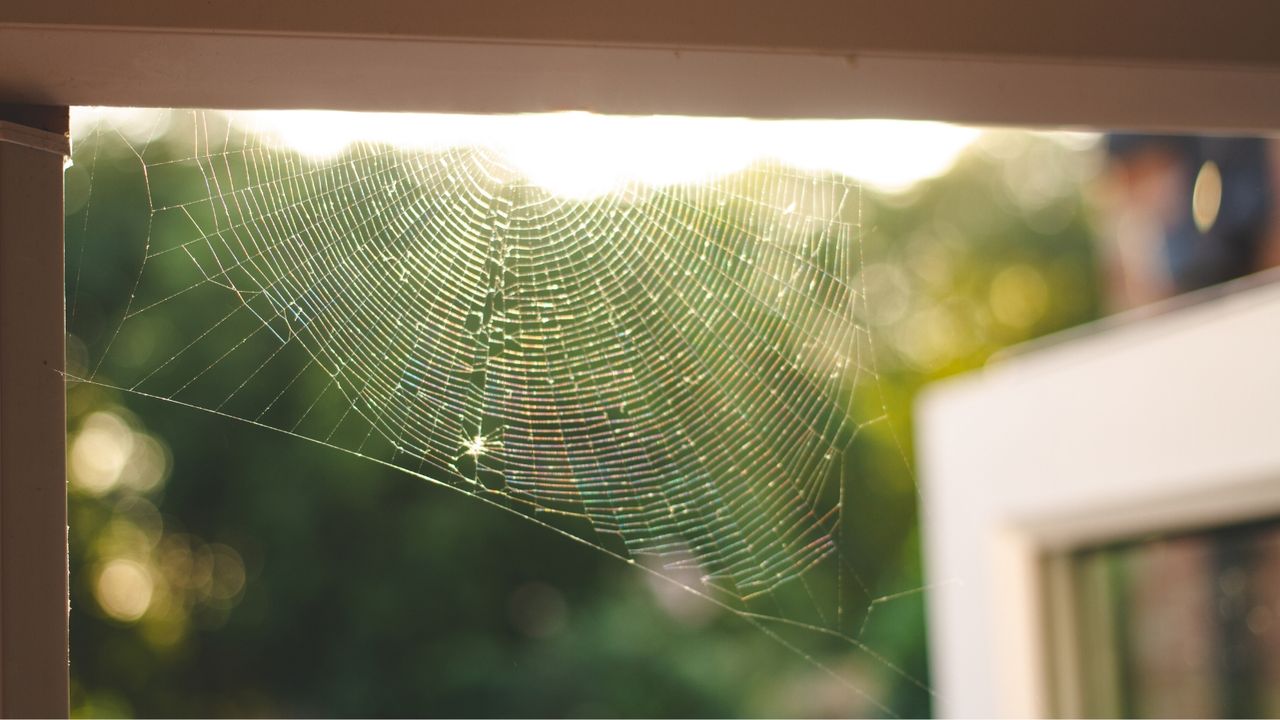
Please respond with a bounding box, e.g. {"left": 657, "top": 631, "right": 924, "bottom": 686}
{"left": 70, "top": 412, "right": 135, "bottom": 495}
{"left": 989, "top": 265, "right": 1050, "bottom": 329}
{"left": 1192, "top": 160, "right": 1223, "bottom": 233}
{"left": 95, "top": 559, "right": 154, "bottom": 622}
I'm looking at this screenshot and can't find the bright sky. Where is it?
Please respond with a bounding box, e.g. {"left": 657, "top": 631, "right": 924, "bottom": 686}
{"left": 77, "top": 108, "right": 983, "bottom": 199}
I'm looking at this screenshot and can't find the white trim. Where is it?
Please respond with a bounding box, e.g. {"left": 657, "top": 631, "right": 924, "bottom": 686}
{"left": 917, "top": 271, "right": 1280, "bottom": 717}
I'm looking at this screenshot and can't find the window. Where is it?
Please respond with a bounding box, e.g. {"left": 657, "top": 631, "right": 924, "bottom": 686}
{"left": 1062, "top": 518, "right": 1280, "bottom": 717}
{"left": 67, "top": 108, "right": 972, "bottom": 717}
{"left": 4, "top": 3, "right": 1280, "bottom": 717}
{"left": 919, "top": 270, "right": 1280, "bottom": 717}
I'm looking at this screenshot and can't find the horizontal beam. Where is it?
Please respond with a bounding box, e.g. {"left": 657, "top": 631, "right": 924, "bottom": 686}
{"left": 6, "top": 0, "right": 1280, "bottom": 69}
{"left": 3, "top": 25, "right": 1280, "bottom": 130}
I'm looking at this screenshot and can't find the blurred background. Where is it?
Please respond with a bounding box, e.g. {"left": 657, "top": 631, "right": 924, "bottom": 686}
{"left": 62, "top": 111, "right": 1280, "bottom": 718}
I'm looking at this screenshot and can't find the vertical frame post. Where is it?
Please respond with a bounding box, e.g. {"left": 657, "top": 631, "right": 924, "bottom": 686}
{"left": 0, "top": 104, "right": 70, "bottom": 718}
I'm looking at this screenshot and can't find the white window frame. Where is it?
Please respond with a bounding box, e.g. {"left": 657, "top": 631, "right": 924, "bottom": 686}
{"left": 3, "top": 2, "right": 1280, "bottom": 715}
{"left": 918, "top": 271, "right": 1280, "bottom": 717}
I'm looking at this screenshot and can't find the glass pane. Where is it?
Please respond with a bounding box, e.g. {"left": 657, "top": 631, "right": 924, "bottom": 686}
{"left": 1070, "top": 518, "right": 1280, "bottom": 718}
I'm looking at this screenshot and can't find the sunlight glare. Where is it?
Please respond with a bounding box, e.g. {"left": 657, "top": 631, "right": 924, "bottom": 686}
{"left": 234, "top": 110, "right": 980, "bottom": 199}
{"left": 73, "top": 107, "right": 981, "bottom": 198}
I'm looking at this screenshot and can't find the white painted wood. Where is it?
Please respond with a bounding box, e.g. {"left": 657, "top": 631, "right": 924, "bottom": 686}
{"left": 917, "top": 270, "right": 1280, "bottom": 717}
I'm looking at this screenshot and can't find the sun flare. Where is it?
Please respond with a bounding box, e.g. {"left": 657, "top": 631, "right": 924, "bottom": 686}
{"left": 70, "top": 108, "right": 981, "bottom": 199}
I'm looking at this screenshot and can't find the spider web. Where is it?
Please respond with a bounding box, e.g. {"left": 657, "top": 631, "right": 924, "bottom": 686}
{"left": 69, "top": 109, "right": 928, "bottom": 715}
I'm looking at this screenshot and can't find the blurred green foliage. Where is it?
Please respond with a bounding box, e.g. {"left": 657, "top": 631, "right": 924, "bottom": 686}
{"left": 64, "top": 117, "right": 1101, "bottom": 718}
